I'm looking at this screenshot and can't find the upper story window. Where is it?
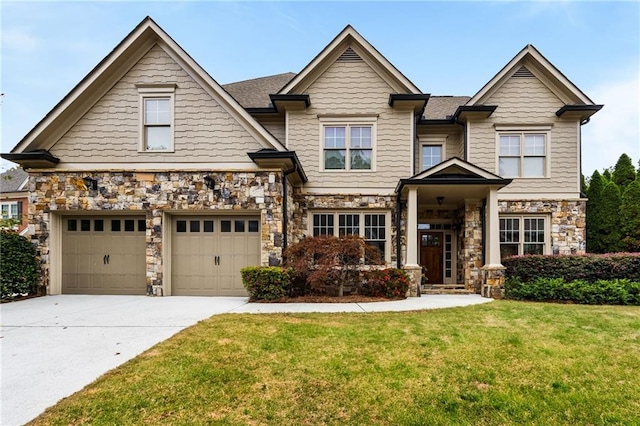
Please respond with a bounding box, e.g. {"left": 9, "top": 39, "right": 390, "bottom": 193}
{"left": 138, "top": 85, "right": 176, "bottom": 152}
{"left": 498, "top": 132, "right": 547, "bottom": 177}
{"left": 1, "top": 201, "right": 21, "bottom": 220}
{"left": 421, "top": 145, "right": 442, "bottom": 170}
{"left": 320, "top": 118, "right": 376, "bottom": 171}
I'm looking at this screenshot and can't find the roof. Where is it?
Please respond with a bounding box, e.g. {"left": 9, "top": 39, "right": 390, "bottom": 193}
{"left": 222, "top": 73, "right": 296, "bottom": 109}
{"left": 423, "top": 96, "right": 471, "bottom": 120}
{"left": 0, "top": 168, "right": 29, "bottom": 193}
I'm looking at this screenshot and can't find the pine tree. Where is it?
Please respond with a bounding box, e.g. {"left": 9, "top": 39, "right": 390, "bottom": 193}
{"left": 599, "top": 181, "right": 623, "bottom": 252}
{"left": 586, "top": 170, "right": 605, "bottom": 253}
{"left": 602, "top": 169, "right": 612, "bottom": 182}
{"left": 620, "top": 180, "right": 640, "bottom": 251}
{"left": 612, "top": 153, "right": 637, "bottom": 190}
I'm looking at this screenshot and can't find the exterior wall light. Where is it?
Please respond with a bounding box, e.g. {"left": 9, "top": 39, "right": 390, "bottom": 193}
{"left": 82, "top": 176, "right": 98, "bottom": 190}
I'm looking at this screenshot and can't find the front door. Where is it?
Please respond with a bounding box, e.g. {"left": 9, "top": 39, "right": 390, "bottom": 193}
{"left": 420, "top": 231, "right": 443, "bottom": 284}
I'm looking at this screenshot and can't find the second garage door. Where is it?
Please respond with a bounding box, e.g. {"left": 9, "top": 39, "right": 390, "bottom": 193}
{"left": 171, "top": 216, "right": 260, "bottom": 296}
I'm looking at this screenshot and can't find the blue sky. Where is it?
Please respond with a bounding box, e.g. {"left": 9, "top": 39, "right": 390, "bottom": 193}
{"left": 1, "top": 1, "right": 638, "bottom": 176}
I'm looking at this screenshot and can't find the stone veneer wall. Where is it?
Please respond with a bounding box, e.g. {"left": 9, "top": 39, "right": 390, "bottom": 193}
{"left": 28, "top": 171, "right": 285, "bottom": 291}
{"left": 289, "top": 191, "right": 400, "bottom": 266}
{"left": 498, "top": 200, "right": 587, "bottom": 255}
{"left": 462, "top": 202, "right": 484, "bottom": 292}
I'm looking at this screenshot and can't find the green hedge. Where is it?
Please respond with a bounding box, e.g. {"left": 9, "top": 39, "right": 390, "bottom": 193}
{"left": 503, "top": 253, "right": 640, "bottom": 283}
{"left": 1, "top": 230, "right": 39, "bottom": 300}
{"left": 240, "top": 266, "right": 294, "bottom": 300}
{"left": 505, "top": 277, "right": 640, "bottom": 305}
{"left": 361, "top": 268, "right": 410, "bottom": 299}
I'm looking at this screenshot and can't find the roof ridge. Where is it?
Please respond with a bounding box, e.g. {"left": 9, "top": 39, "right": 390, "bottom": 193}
{"left": 223, "top": 72, "right": 296, "bottom": 86}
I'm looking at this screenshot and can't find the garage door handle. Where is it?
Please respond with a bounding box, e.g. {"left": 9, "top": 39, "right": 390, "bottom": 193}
{"left": 215, "top": 256, "right": 219, "bottom": 266}
{"left": 103, "top": 255, "right": 107, "bottom": 265}
{"left": 106, "top": 254, "right": 110, "bottom": 265}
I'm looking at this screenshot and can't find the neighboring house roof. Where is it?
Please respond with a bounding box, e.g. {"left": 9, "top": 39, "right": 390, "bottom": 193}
{"left": 0, "top": 168, "right": 28, "bottom": 193}
{"left": 423, "top": 96, "right": 471, "bottom": 120}
{"left": 279, "top": 25, "right": 422, "bottom": 95}
{"left": 467, "top": 44, "right": 597, "bottom": 106}
{"left": 222, "top": 73, "right": 296, "bottom": 109}
{"left": 8, "top": 16, "right": 286, "bottom": 156}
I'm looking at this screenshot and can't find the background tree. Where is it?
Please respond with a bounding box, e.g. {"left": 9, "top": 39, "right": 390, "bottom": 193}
{"left": 612, "top": 153, "right": 637, "bottom": 190}
{"left": 586, "top": 170, "right": 605, "bottom": 252}
{"left": 620, "top": 180, "right": 640, "bottom": 251}
{"left": 599, "top": 181, "right": 623, "bottom": 253}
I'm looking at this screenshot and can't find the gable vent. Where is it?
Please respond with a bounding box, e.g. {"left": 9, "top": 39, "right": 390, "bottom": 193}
{"left": 512, "top": 66, "right": 535, "bottom": 78}
{"left": 337, "top": 47, "right": 362, "bottom": 62}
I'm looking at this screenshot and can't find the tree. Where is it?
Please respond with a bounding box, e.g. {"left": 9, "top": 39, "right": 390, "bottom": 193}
{"left": 586, "top": 170, "right": 605, "bottom": 253}
{"left": 612, "top": 153, "right": 637, "bottom": 190}
{"left": 620, "top": 180, "right": 640, "bottom": 252}
{"left": 599, "top": 181, "right": 623, "bottom": 252}
{"left": 602, "top": 169, "right": 612, "bottom": 182}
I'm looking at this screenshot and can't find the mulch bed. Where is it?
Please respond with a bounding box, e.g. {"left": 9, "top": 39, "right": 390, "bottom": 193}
{"left": 251, "top": 295, "right": 404, "bottom": 303}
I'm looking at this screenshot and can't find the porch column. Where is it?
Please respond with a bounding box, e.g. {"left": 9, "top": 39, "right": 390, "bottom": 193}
{"left": 482, "top": 188, "right": 506, "bottom": 298}
{"left": 404, "top": 186, "right": 422, "bottom": 297}
{"left": 406, "top": 187, "right": 419, "bottom": 266}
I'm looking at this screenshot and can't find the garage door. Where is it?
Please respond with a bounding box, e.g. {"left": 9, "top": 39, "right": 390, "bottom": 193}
{"left": 62, "top": 216, "right": 146, "bottom": 295}
{"left": 171, "top": 216, "right": 260, "bottom": 296}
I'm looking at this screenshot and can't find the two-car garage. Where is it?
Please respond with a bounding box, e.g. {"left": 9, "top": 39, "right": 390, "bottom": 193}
{"left": 60, "top": 214, "right": 260, "bottom": 296}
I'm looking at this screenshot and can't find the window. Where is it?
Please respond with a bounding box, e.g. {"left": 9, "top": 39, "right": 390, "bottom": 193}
{"left": 0, "top": 202, "right": 20, "bottom": 220}
{"left": 421, "top": 145, "right": 442, "bottom": 170}
{"left": 500, "top": 216, "right": 546, "bottom": 260}
{"left": 138, "top": 85, "right": 175, "bottom": 152}
{"left": 311, "top": 211, "right": 389, "bottom": 260}
{"left": 321, "top": 120, "right": 375, "bottom": 171}
{"left": 498, "top": 133, "right": 546, "bottom": 177}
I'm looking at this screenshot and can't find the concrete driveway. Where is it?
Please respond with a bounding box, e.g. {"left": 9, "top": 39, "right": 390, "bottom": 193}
{"left": 0, "top": 294, "right": 491, "bottom": 425}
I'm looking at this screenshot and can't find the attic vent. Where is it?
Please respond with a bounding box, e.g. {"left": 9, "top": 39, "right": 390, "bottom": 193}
{"left": 513, "top": 66, "right": 534, "bottom": 78}
{"left": 337, "top": 47, "right": 362, "bottom": 62}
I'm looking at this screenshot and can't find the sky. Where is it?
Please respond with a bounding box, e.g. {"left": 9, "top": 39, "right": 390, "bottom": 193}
{"left": 1, "top": 1, "right": 638, "bottom": 176}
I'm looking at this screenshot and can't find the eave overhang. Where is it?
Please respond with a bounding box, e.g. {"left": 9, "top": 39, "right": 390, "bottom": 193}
{"left": 247, "top": 149, "right": 308, "bottom": 184}
{"left": 556, "top": 104, "right": 603, "bottom": 121}
{"left": 389, "top": 94, "right": 431, "bottom": 116}
{"left": 418, "top": 118, "right": 457, "bottom": 126}
{"left": 395, "top": 176, "right": 512, "bottom": 195}
{"left": 1, "top": 150, "right": 60, "bottom": 169}
{"left": 453, "top": 105, "right": 497, "bottom": 121}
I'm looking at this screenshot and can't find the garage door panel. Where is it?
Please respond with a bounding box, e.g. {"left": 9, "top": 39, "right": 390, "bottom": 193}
{"left": 62, "top": 216, "right": 145, "bottom": 295}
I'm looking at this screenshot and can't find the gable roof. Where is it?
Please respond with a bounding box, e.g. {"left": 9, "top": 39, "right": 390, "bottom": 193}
{"left": 10, "top": 16, "right": 286, "bottom": 155}
{"left": 0, "top": 168, "right": 29, "bottom": 193}
{"left": 279, "top": 25, "right": 421, "bottom": 95}
{"left": 467, "top": 44, "right": 596, "bottom": 106}
{"left": 223, "top": 73, "right": 296, "bottom": 109}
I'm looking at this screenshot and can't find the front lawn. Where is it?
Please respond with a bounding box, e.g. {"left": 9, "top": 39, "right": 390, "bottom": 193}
{"left": 31, "top": 301, "right": 640, "bottom": 425}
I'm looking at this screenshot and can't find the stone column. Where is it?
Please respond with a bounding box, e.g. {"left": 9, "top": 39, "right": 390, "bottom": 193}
{"left": 481, "top": 188, "right": 505, "bottom": 298}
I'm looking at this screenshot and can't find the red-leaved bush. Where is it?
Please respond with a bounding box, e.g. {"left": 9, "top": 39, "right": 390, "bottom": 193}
{"left": 361, "top": 268, "right": 410, "bottom": 299}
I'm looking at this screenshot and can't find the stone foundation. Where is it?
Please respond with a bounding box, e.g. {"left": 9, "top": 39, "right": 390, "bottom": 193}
{"left": 403, "top": 264, "right": 422, "bottom": 297}
{"left": 481, "top": 265, "right": 506, "bottom": 299}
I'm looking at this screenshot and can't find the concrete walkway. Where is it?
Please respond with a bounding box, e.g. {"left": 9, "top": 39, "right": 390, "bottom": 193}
{"left": 0, "top": 294, "right": 491, "bottom": 425}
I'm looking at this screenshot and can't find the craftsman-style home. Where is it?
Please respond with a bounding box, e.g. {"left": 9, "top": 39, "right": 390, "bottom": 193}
{"left": 3, "top": 17, "right": 601, "bottom": 297}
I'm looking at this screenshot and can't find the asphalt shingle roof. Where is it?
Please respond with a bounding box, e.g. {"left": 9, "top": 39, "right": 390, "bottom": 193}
{"left": 423, "top": 96, "right": 471, "bottom": 120}
{"left": 0, "top": 168, "right": 28, "bottom": 193}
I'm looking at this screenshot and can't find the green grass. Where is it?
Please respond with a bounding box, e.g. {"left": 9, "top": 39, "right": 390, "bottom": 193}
{"left": 30, "top": 301, "right": 640, "bottom": 425}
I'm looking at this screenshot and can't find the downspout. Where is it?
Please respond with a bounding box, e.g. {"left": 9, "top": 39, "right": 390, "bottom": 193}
{"left": 282, "top": 163, "right": 298, "bottom": 258}
{"left": 481, "top": 198, "right": 487, "bottom": 265}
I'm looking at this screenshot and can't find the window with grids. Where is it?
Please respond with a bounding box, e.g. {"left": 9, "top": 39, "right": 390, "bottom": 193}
{"left": 499, "top": 216, "right": 546, "bottom": 260}
{"left": 499, "top": 133, "right": 546, "bottom": 177}
{"left": 138, "top": 86, "right": 175, "bottom": 152}
{"left": 311, "top": 212, "right": 388, "bottom": 260}
{"left": 0, "top": 202, "right": 21, "bottom": 220}
{"left": 421, "top": 145, "right": 442, "bottom": 170}
{"left": 323, "top": 124, "right": 373, "bottom": 171}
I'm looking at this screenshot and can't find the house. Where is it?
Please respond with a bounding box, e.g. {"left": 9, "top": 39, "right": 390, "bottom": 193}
{"left": 1, "top": 17, "right": 602, "bottom": 297}
{"left": 0, "top": 168, "right": 30, "bottom": 235}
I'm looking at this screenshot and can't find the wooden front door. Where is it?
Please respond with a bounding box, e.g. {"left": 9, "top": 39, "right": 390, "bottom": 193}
{"left": 420, "top": 231, "right": 444, "bottom": 284}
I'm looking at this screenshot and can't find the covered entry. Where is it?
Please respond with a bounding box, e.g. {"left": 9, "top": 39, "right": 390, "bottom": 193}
{"left": 171, "top": 216, "right": 260, "bottom": 296}
{"left": 62, "top": 215, "right": 146, "bottom": 294}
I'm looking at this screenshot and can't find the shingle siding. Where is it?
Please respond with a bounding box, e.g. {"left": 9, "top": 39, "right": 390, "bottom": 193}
{"left": 51, "top": 45, "right": 263, "bottom": 164}
{"left": 287, "top": 59, "right": 413, "bottom": 192}
{"left": 469, "top": 75, "right": 579, "bottom": 195}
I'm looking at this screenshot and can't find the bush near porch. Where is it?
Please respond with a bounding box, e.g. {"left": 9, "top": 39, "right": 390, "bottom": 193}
{"left": 503, "top": 253, "right": 640, "bottom": 305}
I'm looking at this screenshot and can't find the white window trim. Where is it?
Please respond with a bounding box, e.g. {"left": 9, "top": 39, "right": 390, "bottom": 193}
{"left": 318, "top": 117, "right": 377, "bottom": 172}
{"left": 495, "top": 127, "right": 551, "bottom": 178}
{"left": 0, "top": 201, "right": 20, "bottom": 219}
{"left": 420, "top": 136, "right": 447, "bottom": 171}
{"left": 499, "top": 214, "right": 551, "bottom": 257}
{"left": 138, "top": 85, "right": 176, "bottom": 153}
{"left": 307, "top": 210, "right": 391, "bottom": 263}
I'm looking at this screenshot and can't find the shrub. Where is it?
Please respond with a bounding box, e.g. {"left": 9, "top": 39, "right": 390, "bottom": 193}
{"left": 1, "top": 230, "right": 39, "bottom": 300}
{"left": 361, "top": 268, "right": 410, "bottom": 299}
{"left": 284, "top": 235, "right": 382, "bottom": 296}
{"left": 505, "top": 277, "right": 640, "bottom": 305}
{"left": 503, "top": 253, "right": 640, "bottom": 283}
{"left": 240, "top": 266, "right": 294, "bottom": 301}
